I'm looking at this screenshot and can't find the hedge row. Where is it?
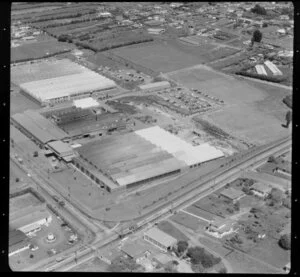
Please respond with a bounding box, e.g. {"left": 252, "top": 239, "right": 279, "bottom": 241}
{"left": 11, "top": 49, "right": 72, "bottom": 64}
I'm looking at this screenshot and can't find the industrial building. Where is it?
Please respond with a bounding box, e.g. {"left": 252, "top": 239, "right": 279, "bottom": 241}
{"left": 11, "top": 110, "right": 69, "bottom": 146}
{"left": 74, "top": 126, "right": 224, "bottom": 192}
{"left": 264, "top": 60, "right": 283, "bottom": 76}
{"left": 255, "top": 64, "right": 267, "bottom": 76}
{"left": 10, "top": 201, "right": 52, "bottom": 234}
{"left": 19, "top": 71, "right": 116, "bottom": 106}
{"left": 46, "top": 140, "right": 76, "bottom": 162}
{"left": 139, "top": 81, "right": 170, "bottom": 93}
{"left": 143, "top": 227, "right": 177, "bottom": 252}
{"left": 9, "top": 229, "right": 30, "bottom": 257}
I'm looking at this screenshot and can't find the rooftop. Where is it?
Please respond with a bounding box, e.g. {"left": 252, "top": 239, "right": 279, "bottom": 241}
{"left": 47, "top": 140, "right": 74, "bottom": 155}
{"left": 73, "top": 97, "right": 100, "bottom": 109}
{"left": 144, "top": 227, "right": 177, "bottom": 248}
{"left": 251, "top": 182, "right": 272, "bottom": 194}
{"left": 121, "top": 241, "right": 150, "bottom": 259}
{"left": 220, "top": 187, "right": 245, "bottom": 200}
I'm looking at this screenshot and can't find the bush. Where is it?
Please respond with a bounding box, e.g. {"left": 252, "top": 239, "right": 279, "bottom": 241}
{"left": 251, "top": 4, "right": 267, "bottom": 15}
{"left": 279, "top": 234, "right": 291, "bottom": 250}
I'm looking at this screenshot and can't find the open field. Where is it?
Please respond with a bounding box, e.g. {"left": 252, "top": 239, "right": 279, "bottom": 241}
{"left": 157, "top": 221, "right": 189, "bottom": 242}
{"left": 166, "top": 65, "right": 292, "bottom": 144}
{"left": 71, "top": 257, "right": 109, "bottom": 272}
{"left": 11, "top": 39, "right": 74, "bottom": 62}
{"left": 111, "top": 41, "right": 207, "bottom": 73}
{"left": 170, "top": 211, "right": 202, "bottom": 231}
{"left": 12, "top": 6, "right": 62, "bottom": 15}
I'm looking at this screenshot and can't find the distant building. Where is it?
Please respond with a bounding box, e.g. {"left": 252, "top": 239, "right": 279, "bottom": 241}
{"left": 147, "top": 28, "right": 165, "bottom": 35}
{"left": 250, "top": 182, "right": 272, "bottom": 199}
{"left": 9, "top": 229, "right": 30, "bottom": 257}
{"left": 206, "top": 219, "right": 236, "bottom": 238}
{"left": 264, "top": 60, "right": 283, "bottom": 76}
{"left": 144, "top": 227, "right": 177, "bottom": 252}
{"left": 219, "top": 187, "right": 245, "bottom": 203}
{"left": 255, "top": 64, "right": 268, "bottom": 76}
{"left": 121, "top": 242, "right": 151, "bottom": 263}
{"left": 46, "top": 140, "right": 76, "bottom": 162}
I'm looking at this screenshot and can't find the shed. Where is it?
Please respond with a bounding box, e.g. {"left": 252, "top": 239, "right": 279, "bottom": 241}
{"left": 219, "top": 187, "right": 245, "bottom": 202}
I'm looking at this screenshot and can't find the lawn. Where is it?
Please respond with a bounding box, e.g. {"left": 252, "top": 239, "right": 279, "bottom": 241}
{"left": 157, "top": 221, "right": 189, "bottom": 242}
{"left": 111, "top": 41, "right": 207, "bottom": 73}
{"left": 170, "top": 211, "right": 201, "bottom": 231}
{"left": 11, "top": 39, "right": 74, "bottom": 62}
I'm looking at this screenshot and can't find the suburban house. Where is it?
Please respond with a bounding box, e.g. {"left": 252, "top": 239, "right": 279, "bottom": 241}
{"left": 205, "top": 218, "right": 236, "bottom": 238}
{"left": 250, "top": 182, "right": 272, "bottom": 199}
{"left": 121, "top": 241, "right": 151, "bottom": 263}
{"left": 219, "top": 187, "right": 245, "bottom": 203}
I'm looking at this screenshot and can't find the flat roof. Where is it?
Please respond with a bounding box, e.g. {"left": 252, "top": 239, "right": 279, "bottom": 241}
{"left": 220, "top": 187, "right": 245, "bottom": 200}
{"left": 12, "top": 110, "right": 69, "bottom": 143}
{"left": 20, "top": 71, "right": 116, "bottom": 101}
{"left": 251, "top": 182, "right": 272, "bottom": 193}
{"left": 47, "top": 140, "right": 74, "bottom": 155}
{"left": 135, "top": 126, "right": 224, "bottom": 166}
{"left": 121, "top": 242, "right": 150, "bottom": 259}
{"left": 73, "top": 97, "right": 100, "bottom": 109}
{"left": 144, "top": 227, "right": 177, "bottom": 248}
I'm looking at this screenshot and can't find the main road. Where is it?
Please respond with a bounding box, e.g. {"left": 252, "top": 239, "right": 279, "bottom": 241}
{"left": 50, "top": 135, "right": 291, "bottom": 271}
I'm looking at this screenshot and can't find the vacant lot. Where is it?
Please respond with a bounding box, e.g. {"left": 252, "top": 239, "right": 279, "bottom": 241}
{"left": 157, "top": 220, "right": 189, "bottom": 242}
{"left": 11, "top": 39, "right": 74, "bottom": 62}
{"left": 170, "top": 211, "right": 202, "bottom": 231}
{"left": 71, "top": 257, "right": 109, "bottom": 272}
{"left": 111, "top": 41, "right": 207, "bottom": 73}
{"left": 166, "top": 65, "right": 292, "bottom": 144}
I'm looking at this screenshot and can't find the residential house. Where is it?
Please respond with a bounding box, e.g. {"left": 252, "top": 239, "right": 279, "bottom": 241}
{"left": 250, "top": 182, "right": 272, "bottom": 199}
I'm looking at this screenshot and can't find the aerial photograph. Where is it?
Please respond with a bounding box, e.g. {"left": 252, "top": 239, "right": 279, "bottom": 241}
{"left": 9, "top": 1, "right": 292, "bottom": 273}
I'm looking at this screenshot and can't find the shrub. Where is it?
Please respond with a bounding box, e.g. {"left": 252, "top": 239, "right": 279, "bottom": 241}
{"left": 278, "top": 234, "right": 291, "bottom": 250}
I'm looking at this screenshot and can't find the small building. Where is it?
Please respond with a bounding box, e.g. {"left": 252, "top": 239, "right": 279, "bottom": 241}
{"left": 139, "top": 81, "right": 170, "bottom": 93}
{"left": 205, "top": 219, "right": 235, "bottom": 238}
{"left": 250, "top": 182, "right": 272, "bottom": 199}
{"left": 9, "top": 229, "right": 30, "bottom": 257}
{"left": 144, "top": 227, "right": 177, "bottom": 252}
{"left": 46, "top": 140, "right": 76, "bottom": 162}
{"left": 255, "top": 64, "right": 268, "bottom": 76}
{"left": 264, "top": 60, "right": 283, "bottom": 76}
{"left": 219, "top": 187, "right": 245, "bottom": 203}
{"left": 121, "top": 242, "right": 151, "bottom": 263}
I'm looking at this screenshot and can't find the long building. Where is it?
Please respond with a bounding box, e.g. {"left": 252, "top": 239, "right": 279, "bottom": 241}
{"left": 264, "top": 60, "right": 283, "bottom": 76}
{"left": 11, "top": 109, "right": 69, "bottom": 146}
{"left": 74, "top": 126, "right": 224, "bottom": 192}
{"left": 139, "top": 81, "right": 170, "bottom": 93}
{"left": 9, "top": 229, "right": 30, "bottom": 257}
{"left": 19, "top": 71, "right": 116, "bottom": 106}
{"left": 255, "top": 64, "right": 267, "bottom": 76}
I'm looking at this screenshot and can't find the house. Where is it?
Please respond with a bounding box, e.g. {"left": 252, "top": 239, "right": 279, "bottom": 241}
{"left": 219, "top": 187, "right": 245, "bottom": 203}
{"left": 250, "top": 182, "right": 272, "bottom": 199}
{"left": 205, "top": 219, "right": 236, "bottom": 238}
{"left": 121, "top": 241, "right": 151, "bottom": 263}
{"left": 144, "top": 227, "right": 177, "bottom": 252}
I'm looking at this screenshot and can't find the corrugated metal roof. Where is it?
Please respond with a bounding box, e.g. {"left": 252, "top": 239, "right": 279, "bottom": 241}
{"left": 20, "top": 71, "right": 116, "bottom": 102}
{"left": 144, "top": 227, "right": 177, "bottom": 248}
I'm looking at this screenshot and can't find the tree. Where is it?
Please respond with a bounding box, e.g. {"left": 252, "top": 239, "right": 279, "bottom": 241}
{"left": 286, "top": 110, "right": 292, "bottom": 128}
{"left": 279, "top": 234, "right": 291, "bottom": 250}
{"left": 234, "top": 201, "right": 240, "bottom": 211}
{"left": 15, "top": 177, "right": 19, "bottom": 183}
{"left": 187, "top": 247, "right": 205, "bottom": 264}
{"left": 268, "top": 188, "right": 283, "bottom": 204}
{"left": 251, "top": 29, "right": 263, "bottom": 45}
{"left": 177, "top": 240, "right": 189, "bottom": 254}
{"left": 251, "top": 4, "right": 267, "bottom": 15}
{"left": 262, "top": 22, "right": 268, "bottom": 27}
{"left": 191, "top": 263, "right": 205, "bottom": 273}
{"left": 219, "top": 267, "right": 227, "bottom": 273}
{"left": 268, "top": 155, "right": 277, "bottom": 163}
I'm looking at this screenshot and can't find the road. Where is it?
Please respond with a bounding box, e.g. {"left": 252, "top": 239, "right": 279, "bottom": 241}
{"left": 49, "top": 136, "right": 290, "bottom": 271}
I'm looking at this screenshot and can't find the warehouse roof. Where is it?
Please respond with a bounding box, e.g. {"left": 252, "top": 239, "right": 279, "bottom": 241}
{"left": 144, "top": 227, "right": 177, "bottom": 248}
{"left": 135, "top": 126, "right": 224, "bottom": 166}
{"left": 47, "top": 140, "right": 74, "bottom": 156}
{"left": 220, "top": 187, "right": 245, "bottom": 200}
{"left": 73, "top": 97, "right": 100, "bottom": 109}
{"left": 9, "top": 229, "right": 28, "bottom": 247}
{"left": 139, "top": 81, "right": 170, "bottom": 90}
{"left": 20, "top": 71, "right": 116, "bottom": 101}
{"left": 11, "top": 110, "right": 69, "bottom": 143}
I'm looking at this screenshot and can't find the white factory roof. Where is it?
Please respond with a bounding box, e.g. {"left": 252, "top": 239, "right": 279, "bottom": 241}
{"left": 144, "top": 227, "right": 177, "bottom": 248}
{"left": 255, "top": 64, "right": 267, "bottom": 75}
{"left": 20, "top": 71, "right": 116, "bottom": 101}
{"left": 264, "top": 60, "right": 282, "bottom": 76}
{"left": 73, "top": 97, "right": 100, "bottom": 109}
{"left": 135, "top": 126, "right": 224, "bottom": 166}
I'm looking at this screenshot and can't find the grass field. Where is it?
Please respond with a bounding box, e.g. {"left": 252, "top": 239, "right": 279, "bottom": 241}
{"left": 166, "top": 65, "right": 292, "bottom": 144}
{"left": 170, "top": 211, "right": 202, "bottom": 231}
{"left": 111, "top": 41, "right": 207, "bottom": 73}
{"left": 11, "top": 39, "right": 74, "bottom": 62}
{"left": 157, "top": 220, "right": 189, "bottom": 242}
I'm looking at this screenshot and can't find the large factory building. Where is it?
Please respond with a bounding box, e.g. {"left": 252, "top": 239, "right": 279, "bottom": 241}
{"left": 73, "top": 126, "right": 224, "bottom": 192}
